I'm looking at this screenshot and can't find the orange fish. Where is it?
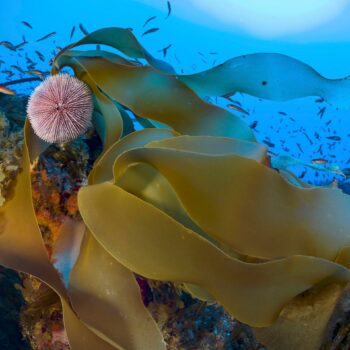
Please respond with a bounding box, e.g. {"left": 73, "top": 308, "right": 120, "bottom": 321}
{"left": 0, "top": 85, "right": 15, "bottom": 95}
{"left": 227, "top": 103, "right": 250, "bottom": 115}
{"left": 311, "top": 158, "right": 327, "bottom": 164}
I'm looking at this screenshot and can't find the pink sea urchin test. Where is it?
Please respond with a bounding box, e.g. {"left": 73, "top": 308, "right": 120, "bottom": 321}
{"left": 27, "top": 74, "right": 93, "bottom": 143}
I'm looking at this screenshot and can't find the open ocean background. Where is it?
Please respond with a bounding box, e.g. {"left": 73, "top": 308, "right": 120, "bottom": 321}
{"left": 1, "top": 0, "right": 350, "bottom": 187}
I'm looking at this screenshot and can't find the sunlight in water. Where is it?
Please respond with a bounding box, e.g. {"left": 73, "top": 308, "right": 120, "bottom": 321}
{"left": 191, "top": 0, "right": 348, "bottom": 37}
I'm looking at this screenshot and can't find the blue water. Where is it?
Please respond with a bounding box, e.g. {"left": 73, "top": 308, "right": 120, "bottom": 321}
{"left": 1, "top": 0, "right": 350, "bottom": 187}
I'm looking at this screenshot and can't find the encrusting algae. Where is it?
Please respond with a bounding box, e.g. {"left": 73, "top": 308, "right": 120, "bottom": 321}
{"left": 2, "top": 26, "right": 350, "bottom": 350}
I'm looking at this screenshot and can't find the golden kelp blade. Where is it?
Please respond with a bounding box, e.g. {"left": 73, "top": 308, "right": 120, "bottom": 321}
{"left": 69, "top": 232, "right": 166, "bottom": 350}
{"left": 114, "top": 146, "right": 350, "bottom": 261}
{"left": 91, "top": 128, "right": 178, "bottom": 184}
{"left": 65, "top": 129, "right": 171, "bottom": 350}
{"left": 54, "top": 27, "right": 174, "bottom": 73}
{"left": 179, "top": 53, "right": 350, "bottom": 108}
{"left": 78, "top": 181, "right": 350, "bottom": 327}
{"left": 0, "top": 122, "right": 122, "bottom": 349}
{"left": 0, "top": 122, "right": 65, "bottom": 295}
{"left": 146, "top": 135, "right": 268, "bottom": 160}
{"left": 61, "top": 298, "right": 122, "bottom": 350}
{"left": 54, "top": 55, "right": 255, "bottom": 141}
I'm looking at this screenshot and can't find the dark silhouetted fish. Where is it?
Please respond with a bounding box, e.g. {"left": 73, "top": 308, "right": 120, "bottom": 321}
{"left": 15, "top": 41, "right": 27, "bottom": 50}
{"left": 142, "top": 27, "right": 159, "bottom": 36}
{"left": 166, "top": 1, "right": 172, "bottom": 18}
{"left": 326, "top": 135, "right": 341, "bottom": 141}
{"left": 21, "top": 21, "right": 33, "bottom": 29}
{"left": 296, "top": 143, "right": 304, "bottom": 153}
{"left": 10, "top": 65, "right": 24, "bottom": 73}
{"left": 315, "top": 97, "right": 325, "bottom": 103}
{"left": 36, "top": 32, "right": 56, "bottom": 42}
{"left": 143, "top": 16, "right": 157, "bottom": 27}
{"left": 263, "top": 139, "right": 275, "bottom": 148}
{"left": 250, "top": 120, "right": 258, "bottom": 129}
{"left": 79, "top": 24, "right": 89, "bottom": 35}
{"left": 0, "top": 41, "right": 16, "bottom": 51}
{"left": 35, "top": 50, "right": 45, "bottom": 62}
{"left": 278, "top": 111, "right": 287, "bottom": 116}
{"left": 70, "top": 26, "right": 76, "bottom": 40}
{"left": 302, "top": 132, "right": 313, "bottom": 145}
{"left": 1, "top": 70, "right": 14, "bottom": 76}
{"left": 317, "top": 106, "right": 326, "bottom": 118}
{"left": 157, "top": 44, "right": 172, "bottom": 57}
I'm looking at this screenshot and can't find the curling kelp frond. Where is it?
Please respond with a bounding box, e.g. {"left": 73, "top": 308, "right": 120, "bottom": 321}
{"left": 2, "top": 26, "right": 350, "bottom": 350}
{"left": 179, "top": 53, "right": 350, "bottom": 108}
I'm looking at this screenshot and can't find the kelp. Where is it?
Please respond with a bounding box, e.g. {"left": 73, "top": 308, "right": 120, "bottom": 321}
{"left": 179, "top": 53, "right": 350, "bottom": 108}
{"left": 78, "top": 181, "right": 350, "bottom": 327}
{"left": 54, "top": 27, "right": 175, "bottom": 73}
{"left": 0, "top": 123, "right": 121, "bottom": 350}
{"left": 2, "top": 26, "right": 350, "bottom": 350}
{"left": 113, "top": 146, "right": 350, "bottom": 261}
{"left": 53, "top": 54, "right": 256, "bottom": 141}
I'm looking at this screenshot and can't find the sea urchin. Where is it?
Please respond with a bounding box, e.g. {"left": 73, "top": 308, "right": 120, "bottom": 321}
{"left": 27, "top": 74, "right": 93, "bottom": 143}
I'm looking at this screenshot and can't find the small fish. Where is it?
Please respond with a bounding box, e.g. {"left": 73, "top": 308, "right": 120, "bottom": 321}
{"left": 227, "top": 103, "right": 249, "bottom": 115}
{"left": 1, "top": 70, "right": 14, "bottom": 75}
{"left": 0, "top": 85, "right": 15, "bottom": 95}
{"left": 96, "top": 44, "right": 101, "bottom": 50}
{"left": 317, "top": 106, "right": 326, "bottom": 118}
{"left": 296, "top": 143, "right": 304, "bottom": 153}
{"left": 21, "top": 21, "right": 33, "bottom": 29}
{"left": 165, "top": 0, "right": 172, "bottom": 18}
{"left": 79, "top": 24, "right": 89, "bottom": 35}
{"left": 250, "top": 120, "right": 258, "bottom": 129}
{"left": 299, "top": 169, "right": 307, "bottom": 179}
{"left": 326, "top": 135, "right": 341, "bottom": 141}
{"left": 278, "top": 111, "right": 287, "bottom": 116}
{"left": 36, "top": 32, "right": 56, "bottom": 42}
{"left": 157, "top": 44, "right": 172, "bottom": 57}
{"left": 209, "top": 52, "right": 218, "bottom": 55}
{"left": 142, "top": 27, "right": 159, "bottom": 36}
{"left": 0, "top": 41, "right": 16, "bottom": 51}
{"left": 26, "top": 69, "right": 47, "bottom": 80}
{"left": 143, "top": 15, "right": 157, "bottom": 27}
{"left": 315, "top": 97, "right": 325, "bottom": 103}
{"left": 263, "top": 139, "right": 275, "bottom": 148}
{"left": 35, "top": 50, "right": 45, "bottom": 62}
{"left": 10, "top": 65, "right": 24, "bottom": 73}
{"left": 15, "top": 41, "right": 27, "bottom": 50}
{"left": 312, "top": 158, "right": 328, "bottom": 164}
{"left": 325, "top": 120, "right": 332, "bottom": 126}
{"left": 70, "top": 26, "right": 76, "bottom": 40}
{"left": 302, "top": 132, "right": 313, "bottom": 145}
